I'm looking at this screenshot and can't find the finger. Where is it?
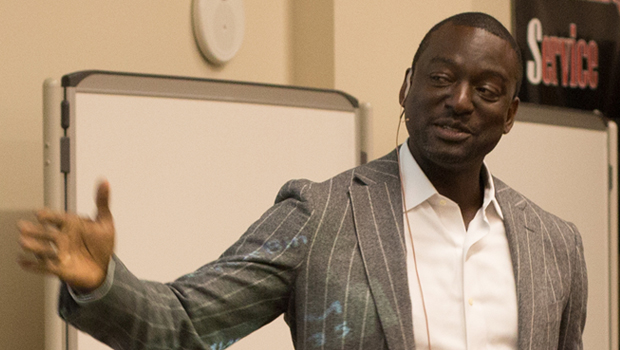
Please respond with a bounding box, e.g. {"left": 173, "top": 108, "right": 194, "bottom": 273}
{"left": 18, "top": 220, "right": 43, "bottom": 235}
{"left": 19, "top": 221, "right": 58, "bottom": 240}
{"left": 36, "top": 208, "right": 66, "bottom": 228}
{"left": 19, "top": 234, "right": 59, "bottom": 259}
{"left": 95, "top": 180, "right": 112, "bottom": 222}
{"left": 17, "top": 256, "right": 44, "bottom": 272}
{"left": 18, "top": 221, "right": 60, "bottom": 258}
{"left": 17, "top": 254, "right": 58, "bottom": 274}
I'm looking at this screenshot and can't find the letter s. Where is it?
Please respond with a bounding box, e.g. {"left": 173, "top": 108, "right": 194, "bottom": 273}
{"left": 527, "top": 18, "right": 543, "bottom": 85}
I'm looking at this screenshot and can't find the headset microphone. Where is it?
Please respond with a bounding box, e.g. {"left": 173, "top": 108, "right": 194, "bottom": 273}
{"left": 401, "top": 68, "right": 413, "bottom": 122}
{"left": 403, "top": 68, "right": 413, "bottom": 100}
{"left": 396, "top": 66, "right": 432, "bottom": 349}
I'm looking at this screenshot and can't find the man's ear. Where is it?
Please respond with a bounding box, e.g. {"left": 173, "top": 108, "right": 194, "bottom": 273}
{"left": 503, "top": 97, "right": 519, "bottom": 134}
{"left": 399, "top": 68, "right": 413, "bottom": 107}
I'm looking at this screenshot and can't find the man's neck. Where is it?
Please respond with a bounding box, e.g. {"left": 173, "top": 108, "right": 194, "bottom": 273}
{"left": 413, "top": 155, "right": 485, "bottom": 229}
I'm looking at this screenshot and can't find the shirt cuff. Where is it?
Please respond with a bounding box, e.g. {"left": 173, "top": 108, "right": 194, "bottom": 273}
{"left": 68, "top": 258, "right": 116, "bottom": 305}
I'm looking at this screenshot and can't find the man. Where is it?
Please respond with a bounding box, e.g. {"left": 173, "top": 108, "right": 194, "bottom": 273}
{"left": 19, "top": 12, "right": 586, "bottom": 350}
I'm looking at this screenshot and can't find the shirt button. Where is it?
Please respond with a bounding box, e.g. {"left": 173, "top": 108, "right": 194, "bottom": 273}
{"left": 468, "top": 298, "right": 474, "bottom": 306}
{"left": 439, "top": 199, "right": 447, "bottom": 206}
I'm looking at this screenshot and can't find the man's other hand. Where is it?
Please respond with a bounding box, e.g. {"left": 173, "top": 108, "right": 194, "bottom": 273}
{"left": 17, "top": 181, "right": 115, "bottom": 293}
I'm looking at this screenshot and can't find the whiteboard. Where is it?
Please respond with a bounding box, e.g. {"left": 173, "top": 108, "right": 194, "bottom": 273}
{"left": 486, "top": 103, "right": 619, "bottom": 350}
{"left": 47, "top": 71, "right": 364, "bottom": 350}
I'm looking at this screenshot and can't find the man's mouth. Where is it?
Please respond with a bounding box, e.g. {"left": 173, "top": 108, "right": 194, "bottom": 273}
{"left": 433, "top": 122, "right": 472, "bottom": 141}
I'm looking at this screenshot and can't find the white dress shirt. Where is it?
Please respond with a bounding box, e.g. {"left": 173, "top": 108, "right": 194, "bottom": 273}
{"left": 399, "top": 141, "right": 518, "bottom": 350}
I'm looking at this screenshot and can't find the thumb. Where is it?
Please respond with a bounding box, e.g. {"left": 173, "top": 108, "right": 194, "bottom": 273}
{"left": 95, "top": 180, "right": 112, "bottom": 222}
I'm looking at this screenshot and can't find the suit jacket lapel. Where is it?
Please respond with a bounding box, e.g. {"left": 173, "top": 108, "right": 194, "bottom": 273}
{"left": 495, "top": 178, "right": 550, "bottom": 350}
{"left": 349, "top": 151, "right": 414, "bottom": 350}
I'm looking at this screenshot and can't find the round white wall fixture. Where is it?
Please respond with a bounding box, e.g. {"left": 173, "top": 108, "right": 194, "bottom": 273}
{"left": 192, "top": 0, "right": 245, "bottom": 65}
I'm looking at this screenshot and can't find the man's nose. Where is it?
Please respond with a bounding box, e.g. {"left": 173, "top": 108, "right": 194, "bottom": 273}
{"left": 446, "top": 82, "right": 474, "bottom": 115}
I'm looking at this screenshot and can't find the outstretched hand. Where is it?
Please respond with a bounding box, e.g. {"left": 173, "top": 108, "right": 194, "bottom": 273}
{"left": 18, "top": 181, "right": 115, "bottom": 293}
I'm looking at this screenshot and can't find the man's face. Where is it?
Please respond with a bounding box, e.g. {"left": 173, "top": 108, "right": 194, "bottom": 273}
{"left": 401, "top": 23, "right": 520, "bottom": 172}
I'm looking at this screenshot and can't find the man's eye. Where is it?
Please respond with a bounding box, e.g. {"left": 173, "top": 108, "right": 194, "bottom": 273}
{"left": 476, "top": 86, "right": 501, "bottom": 101}
{"left": 430, "top": 75, "right": 450, "bottom": 84}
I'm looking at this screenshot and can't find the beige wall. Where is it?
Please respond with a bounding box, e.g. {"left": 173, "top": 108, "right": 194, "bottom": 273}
{"left": 0, "top": 1, "right": 511, "bottom": 349}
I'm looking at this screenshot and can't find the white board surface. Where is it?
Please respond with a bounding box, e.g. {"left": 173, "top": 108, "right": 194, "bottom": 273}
{"left": 60, "top": 73, "right": 360, "bottom": 350}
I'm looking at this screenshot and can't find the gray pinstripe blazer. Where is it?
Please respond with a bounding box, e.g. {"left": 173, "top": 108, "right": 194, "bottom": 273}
{"left": 59, "top": 150, "right": 587, "bottom": 350}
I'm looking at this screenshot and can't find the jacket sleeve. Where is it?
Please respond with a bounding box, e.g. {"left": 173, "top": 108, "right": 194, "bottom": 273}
{"left": 59, "top": 179, "right": 317, "bottom": 350}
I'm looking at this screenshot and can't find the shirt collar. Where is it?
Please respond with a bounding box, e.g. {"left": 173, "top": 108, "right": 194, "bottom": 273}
{"left": 398, "top": 141, "right": 504, "bottom": 219}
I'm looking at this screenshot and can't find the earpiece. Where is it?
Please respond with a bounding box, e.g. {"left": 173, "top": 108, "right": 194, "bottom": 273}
{"left": 400, "top": 68, "right": 413, "bottom": 120}
{"left": 403, "top": 68, "right": 413, "bottom": 100}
